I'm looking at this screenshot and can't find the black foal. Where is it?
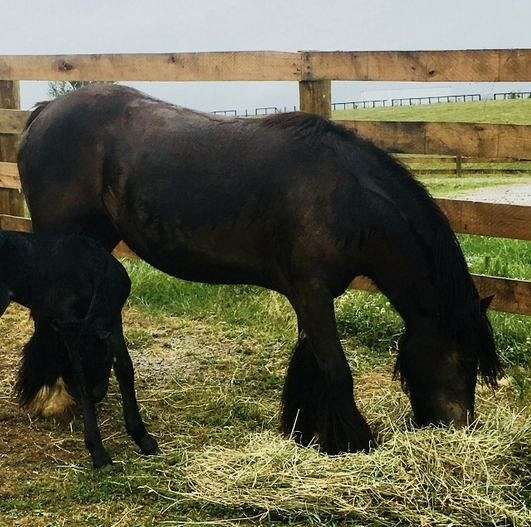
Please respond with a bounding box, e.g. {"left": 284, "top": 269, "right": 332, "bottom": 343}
{"left": 0, "top": 230, "right": 157, "bottom": 468}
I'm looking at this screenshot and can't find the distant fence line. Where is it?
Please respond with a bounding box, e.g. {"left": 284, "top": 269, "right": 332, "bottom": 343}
{"left": 493, "top": 91, "right": 531, "bottom": 100}
{"left": 390, "top": 94, "right": 481, "bottom": 106}
{"left": 212, "top": 90, "right": 531, "bottom": 117}
{"left": 213, "top": 106, "right": 298, "bottom": 117}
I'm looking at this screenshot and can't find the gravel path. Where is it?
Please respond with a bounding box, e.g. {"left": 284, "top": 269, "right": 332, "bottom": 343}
{"left": 458, "top": 182, "right": 531, "bottom": 205}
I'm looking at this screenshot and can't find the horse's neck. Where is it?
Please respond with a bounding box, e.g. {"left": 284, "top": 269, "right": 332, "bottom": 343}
{"left": 361, "top": 231, "right": 473, "bottom": 329}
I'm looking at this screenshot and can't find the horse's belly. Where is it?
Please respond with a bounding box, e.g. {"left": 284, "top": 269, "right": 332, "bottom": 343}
{"left": 118, "top": 220, "right": 275, "bottom": 288}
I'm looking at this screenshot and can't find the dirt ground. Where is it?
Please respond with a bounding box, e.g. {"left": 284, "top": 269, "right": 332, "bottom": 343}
{"left": 460, "top": 182, "right": 531, "bottom": 205}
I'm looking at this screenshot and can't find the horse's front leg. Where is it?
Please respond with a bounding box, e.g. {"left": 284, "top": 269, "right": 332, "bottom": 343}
{"left": 109, "top": 322, "right": 159, "bottom": 455}
{"left": 282, "top": 284, "right": 375, "bottom": 454}
{"left": 64, "top": 336, "right": 112, "bottom": 469}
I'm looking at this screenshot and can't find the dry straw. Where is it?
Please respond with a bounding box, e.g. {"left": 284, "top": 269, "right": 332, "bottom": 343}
{"left": 181, "top": 389, "right": 531, "bottom": 526}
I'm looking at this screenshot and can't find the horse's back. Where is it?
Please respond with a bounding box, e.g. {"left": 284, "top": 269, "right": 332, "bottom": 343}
{"left": 18, "top": 85, "right": 361, "bottom": 291}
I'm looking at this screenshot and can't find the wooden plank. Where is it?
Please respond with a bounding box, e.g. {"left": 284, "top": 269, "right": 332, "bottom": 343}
{"left": 397, "top": 155, "right": 531, "bottom": 164}
{"left": 0, "top": 214, "right": 31, "bottom": 232}
{"left": 0, "top": 52, "right": 302, "bottom": 81}
{"left": 113, "top": 241, "right": 137, "bottom": 259}
{"left": 339, "top": 121, "right": 531, "bottom": 160}
{"left": 0, "top": 109, "right": 29, "bottom": 134}
{"left": 438, "top": 199, "right": 531, "bottom": 241}
{"left": 351, "top": 275, "right": 531, "bottom": 315}
{"left": 0, "top": 49, "right": 528, "bottom": 82}
{"left": 0, "top": 81, "right": 24, "bottom": 216}
{"left": 305, "top": 49, "right": 531, "bottom": 81}
{"left": 299, "top": 80, "right": 331, "bottom": 118}
{"left": 0, "top": 161, "right": 21, "bottom": 189}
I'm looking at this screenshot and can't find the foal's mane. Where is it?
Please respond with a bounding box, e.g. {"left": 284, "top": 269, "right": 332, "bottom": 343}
{"left": 262, "top": 112, "right": 501, "bottom": 386}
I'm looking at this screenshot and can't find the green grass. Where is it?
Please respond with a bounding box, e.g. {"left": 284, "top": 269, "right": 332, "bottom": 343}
{"left": 333, "top": 98, "right": 531, "bottom": 124}
{"left": 1, "top": 252, "right": 528, "bottom": 525}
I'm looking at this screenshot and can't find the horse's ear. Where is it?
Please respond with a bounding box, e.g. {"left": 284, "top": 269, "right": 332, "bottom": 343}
{"left": 480, "top": 295, "right": 495, "bottom": 312}
{"left": 0, "top": 283, "right": 11, "bottom": 317}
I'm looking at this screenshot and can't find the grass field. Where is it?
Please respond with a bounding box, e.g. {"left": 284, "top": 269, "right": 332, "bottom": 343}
{"left": 1, "top": 102, "right": 530, "bottom": 526}
{"left": 333, "top": 98, "right": 531, "bottom": 124}
{"left": 1, "top": 257, "right": 529, "bottom": 526}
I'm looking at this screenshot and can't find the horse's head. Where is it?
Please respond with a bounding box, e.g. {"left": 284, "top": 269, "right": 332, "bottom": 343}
{"left": 396, "top": 296, "right": 500, "bottom": 428}
{"left": 56, "top": 320, "right": 114, "bottom": 403}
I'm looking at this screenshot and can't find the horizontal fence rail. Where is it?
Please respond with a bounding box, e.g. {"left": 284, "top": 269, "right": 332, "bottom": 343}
{"left": 437, "top": 200, "right": 531, "bottom": 241}
{"left": 302, "top": 49, "right": 531, "bottom": 82}
{"left": 0, "top": 49, "right": 529, "bottom": 82}
{"left": 0, "top": 162, "right": 20, "bottom": 189}
{"left": 339, "top": 121, "right": 531, "bottom": 160}
{"left": 350, "top": 275, "right": 531, "bottom": 315}
{"left": 0, "top": 52, "right": 303, "bottom": 82}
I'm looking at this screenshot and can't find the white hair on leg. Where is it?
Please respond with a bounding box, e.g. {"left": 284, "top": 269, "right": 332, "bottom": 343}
{"left": 26, "top": 377, "right": 75, "bottom": 417}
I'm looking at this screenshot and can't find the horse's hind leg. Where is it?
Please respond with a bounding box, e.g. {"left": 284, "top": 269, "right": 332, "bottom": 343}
{"left": 282, "top": 284, "right": 374, "bottom": 454}
{"left": 109, "top": 320, "right": 158, "bottom": 455}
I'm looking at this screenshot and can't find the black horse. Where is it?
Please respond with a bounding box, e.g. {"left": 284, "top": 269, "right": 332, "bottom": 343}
{"left": 17, "top": 85, "right": 500, "bottom": 454}
{"left": 0, "top": 231, "right": 158, "bottom": 468}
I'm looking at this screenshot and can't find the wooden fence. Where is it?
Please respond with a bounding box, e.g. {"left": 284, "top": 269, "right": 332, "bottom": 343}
{"left": 0, "top": 49, "right": 529, "bottom": 315}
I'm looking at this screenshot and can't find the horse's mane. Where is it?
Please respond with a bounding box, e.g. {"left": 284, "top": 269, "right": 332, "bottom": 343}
{"left": 262, "top": 112, "right": 500, "bottom": 386}
{"left": 262, "top": 111, "right": 353, "bottom": 145}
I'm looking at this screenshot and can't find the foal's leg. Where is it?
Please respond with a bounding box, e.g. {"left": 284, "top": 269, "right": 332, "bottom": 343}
{"left": 64, "top": 337, "right": 112, "bottom": 469}
{"left": 282, "top": 285, "right": 374, "bottom": 454}
{"left": 109, "top": 323, "right": 159, "bottom": 455}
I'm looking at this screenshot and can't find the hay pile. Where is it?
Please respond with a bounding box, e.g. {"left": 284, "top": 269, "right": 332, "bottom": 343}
{"left": 182, "top": 390, "right": 531, "bottom": 526}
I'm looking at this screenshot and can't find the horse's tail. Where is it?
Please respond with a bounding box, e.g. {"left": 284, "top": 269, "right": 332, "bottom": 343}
{"left": 24, "top": 101, "right": 51, "bottom": 131}
{"left": 15, "top": 316, "right": 75, "bottom": 416}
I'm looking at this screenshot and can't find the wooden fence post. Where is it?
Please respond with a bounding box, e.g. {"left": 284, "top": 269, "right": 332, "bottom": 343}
{"left": 299, "top": 80, "right": 332, "bottom": 119}
{"left": 455, "top": 155, "right": 463, "bottom": 177}
{"left": 0, "top": 81, "right": 24, "bottom": 217}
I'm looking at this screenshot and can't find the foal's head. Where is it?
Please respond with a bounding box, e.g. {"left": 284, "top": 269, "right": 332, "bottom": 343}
{"left": 57, "top": 321, "right": 115, "bottom": 404}
{"left": 397, "top": 296, "right": 500, "bottom": 427}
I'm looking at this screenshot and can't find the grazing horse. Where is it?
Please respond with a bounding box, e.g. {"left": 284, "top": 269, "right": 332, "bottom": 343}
{"left": 17, "top": 85, "right": 500, "bottom": 454}
{"left": 0, "top": 231, "right": 157, "bottom": 468}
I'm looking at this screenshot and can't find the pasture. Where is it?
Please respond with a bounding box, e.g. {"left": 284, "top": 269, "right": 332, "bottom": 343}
{"left": 0, "top": 49, "right": 530, "bottom": 526}
{"left": 1, "top": 174, "right": 529, "bottom": 526}
{"left": 333, "top": 98, "right": 531, "bottom": 124}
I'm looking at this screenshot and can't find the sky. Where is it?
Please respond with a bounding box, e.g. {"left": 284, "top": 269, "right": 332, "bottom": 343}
{"left": 1, "top": 0, "right": 530, "bottom": 111}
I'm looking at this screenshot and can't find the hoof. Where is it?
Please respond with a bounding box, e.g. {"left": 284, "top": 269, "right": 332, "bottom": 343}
{"left": 138, "top": 434, "right": 160, "bottom": 455}
{"left": 320, "top": 417, "right": 375, "bottom": 455}
{"left": 93, "top": 454, "right": 113, "bottom": 471}
{"left": 96, "top": 462, "right": 114, "bottom": 473}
